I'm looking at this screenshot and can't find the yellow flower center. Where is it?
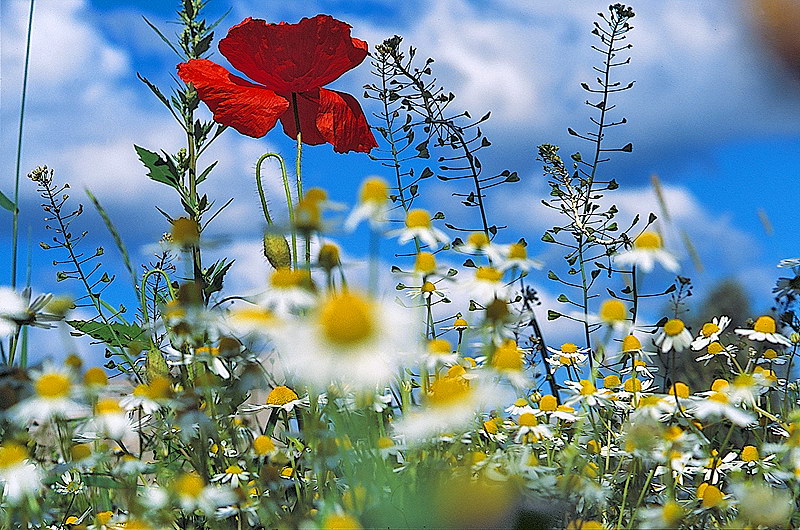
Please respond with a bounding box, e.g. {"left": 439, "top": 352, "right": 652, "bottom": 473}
{"left": 753, "top": 315, "right": 776, "bottom": 333}
{"left": 0, "top": 442, "right": 27, "bottom": 469}
{"left": 763, "top": 348, "right": 778, "bottom": 360}
{"left": 508, "top": 243, "right": 527, "bottom": 260}
{"left": 95, "top": 398, "right": 122, "bottom": 415}
{"left": 304, "top": 187, "right": 328, "bottom": 203}
{"left": 318, "top": 292, "right": 375, "bottom": 346}
{"left": 664, "top": 319, "right": 685, "bottom": 336}
{"left": 318, "top": 243, "right": 341, "bottom": 269}
{"left": 587, "top": 440, "right": 600, "bottom": 454}
{"left": 447, "top": 365, "right": 467, "bottom": 378}
{"left": 267, "top": 386, "right": 299, "bottom": 406}
{"left": 665, "top": 426, "right": 684, "bottom": 441}
{"left": 231, "top": 306, "right": 275, "bottom": 326}
{"left": 740, "top": 445, "right": 759, "bottom": 462}
{"left": 453, "top": 317, "right": 468, "bottom": 330}
{"left": 698, "top": 483, "right": 724, "bottom": 508}
{"left": 623, "top": 378, "right": 642, "bottom": 393}
{"left": 708, "top": 392, "right": 729, "bottom": 404}
{"left": 622, "top": 334, "right": 641, "bottom": 352}
{"left": 518, "top": 413, "right": 538, "bottom": 427}
{"left": 414, "top": 252, "right": 437, "bottom": 274}
{"left": 669, "top": 382, "right": 690, "bottom": 399}
{"left": 35, "top": 372, "right": 71, "bottom": 399}
{"left": 475, "top": 267, "right": 502, "bottom": 283}
{"left": 359, "top": 177, "right": 388, "bottom": 203}
{"left": 539, "top": 395, "right": 558, "bottom": 412}
{"left": 197, "top": 346, "right": 220, "bottom": 357}
{"left": 634, "top": 231, "right": 662, "bottom": 250}
{"left": 270, "top": 267, "right": 309, "bottom": 289}
{"left": 405, "top": 209, "right": 431, "bottom": 229}
{"left": 145, "top": 376, "right": 172, "bottom": 400}
{"left": 427, "top": 376, "right": 471, "bottom": 408}
{"left": 701, "top": 322, "right": 720, "bottom": 337}
{"left": 661, "top": 501, "right": 684, "bottom": 525}
{"left": 599, "top": 299, "right": 626, "bottom": 322}
{"left": 421, "top": 281, "right": 436, "bottom": 293}
{"left": 170, "top": 217, "right": 200, "bottom": 245}
{"left": 428, "top": 338, "right": 452, "bottom": 356}
{"left": 96, "top": 512, "right": 113, "bottom": 525}
{"left": 225, "top": 464, "right": 244, "bottom": 475}
{"left": 483, "top": 418, "right": 499, "bottom": 434}
{"left": 707, "top": 342, "right": 725, "bottom": 355}
{"left": 733, "top": 373, "right": 755, "bottom": 388}
{"left": 604, "top": 375, "right": 621, "bottom": 388}
{"left": 377, "top": 436, "right": 394, "bottom": 449}
{"left": 711, "top": 379, "right": 729, "bottom": 392}
{"left": 175, "top": 473, "right": 204, "bottom": 498}
{"left": 467, "top": 232, "right": 489, "bottom": 248}
{"left": 579, "top": 380, "right": 597, "bottom": 396}
{"left": 559, "top": 355, "right": 574, "bottom": 365}
{"left": 323, "top": 514, "right": 362, "bottom": 530}
{"left": 491, "top": 340, "right": 523, "bottom": 371}
{"left": 70, "top": 444, "right": 91, "bottom": 461}
{"left": 253, "top": 435, "right": 276, "bottom": 456}
{"left": 83, "top": 367, "right": 108, "bottom": 387}
{"left": 513, "top": 398, "right": 528, "bottom": 407}
{"left": 295, "top": 199, "right": 321, "bottom": 231}
{"left": 561, "top": 342, "right": 578, "bottom": 354}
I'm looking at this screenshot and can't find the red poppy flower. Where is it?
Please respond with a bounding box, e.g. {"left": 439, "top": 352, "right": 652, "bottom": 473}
{"left": 177, "top": 15, "right": 378, "bottom": 154}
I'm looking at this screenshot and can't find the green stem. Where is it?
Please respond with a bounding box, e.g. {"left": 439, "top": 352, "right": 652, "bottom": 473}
{"left": 291, "top": 93, "right": 310, "bottom": 268}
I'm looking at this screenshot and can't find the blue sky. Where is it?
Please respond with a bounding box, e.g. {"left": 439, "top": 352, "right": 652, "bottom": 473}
{"left": 2, "top": 0, "right": 800, "bottom": 361}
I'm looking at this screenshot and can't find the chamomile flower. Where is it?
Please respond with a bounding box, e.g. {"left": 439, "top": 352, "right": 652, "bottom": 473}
{"left": 564, "top": 379, "right": 612, "bottom": 408}
{"left": 461, "top": 266, "right": 511, "bottom": 305}
{"left": 694, "top": 341, "right": 735, "bottom": 365}
{"left": 488, "top": 339, "right": 529, "bottom": 387}
{"left": 272, "top": 290, "right": 419, "bottom": 391}
{"left": 422, "top": 338, "right": 459, "bottom": 369}
{"left": 690, "top": 316, "right": 730, "bottom": 350}
{"left": 638, "top": 500, "right": 684, "bottom": 529}
{"left": 225, "top": 303, "right": 280, "bottom": 338}
{"left": 514, "top": 412, "right": 552, "bottom": 443}
{"left": 265, "top": 385, "right": 307, "bottom": 412}
{"left": 702, "top": 449, "right": 740, "bottom": 483}
{"left": 0, "top": 286, "right": 58, "bottom": 337}
{"left": 613, "top": 231, "right": 679, "bottom": 273}
{"left": 455, "top": 231, "right": 495, "bottom": 255}
{"left": 90, "top": 398, "right": 133, "bottom": 440}
{"left": 212, "top": 462, "right": 250, "bottom": 489}
{"left": 546, "top": 342, "right": 589, "bottom": 369}
{"left": 345, "top": 177, "right": 390, "bottom": 230}
{"left": 257, "top": 267, "right": 316, "bottom": 315}
{"left": 654, "top": 318, "right": 693, "bottom": 353}
{"left": 0, "top": 442, "right": 41, "bottom": 504}
{"left": 692, "top": 391, "right": 754, "bottom": 426}
{"left": 173, "top": 472, "right": 235, "bottom": 515}
{"left": 120, "top": 376, "right": 172, "bottom": 415}
{"left": 735, "top": 315, "right": 791, "bottom": 346}
{"left": 493, "top": 241, "right": 543, "bottom": 272}
{"left": 390, "top": 209, "right": 449, "bottom": 248}
{"left": 11, "top": 364, "right": 84, "bottom": 424}
{"left": 505, "top": 397, "right": 536, "bottom": 416}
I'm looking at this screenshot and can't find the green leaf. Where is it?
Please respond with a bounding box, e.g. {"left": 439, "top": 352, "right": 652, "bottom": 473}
{"left": 135, "top": 145, "right": 180, "bottom": 189}
{"left": 67, "top": 320, "right": 147, "bottom": 349}
{"left": 0, "top": 190, "right": 15, "bottom": 212}
{"left": 547, "top": 310, "right": 561, "bottom": 321}
{"left": 147, "top": 348, "right": 170, "bottom": 382}
{"left": 83, "top": 474, "right": 124, "bottom": 489}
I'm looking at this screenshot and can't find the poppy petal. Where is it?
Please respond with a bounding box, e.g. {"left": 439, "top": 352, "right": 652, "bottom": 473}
{"left": 177, "top": 58, "right": 289, "bottom": 138}
{"left": 219, "top": 15, "right": 368, "bottom": 94}
{"left": 279, "top": 88, "right": 377, "bottom": 154}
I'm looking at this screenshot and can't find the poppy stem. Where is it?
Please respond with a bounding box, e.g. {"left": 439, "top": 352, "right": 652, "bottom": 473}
{"left": 291, "top": 93, "right": 311, "bottom": 269}
{"left": 257, "top": 153, "right": 297, "bottom": 269}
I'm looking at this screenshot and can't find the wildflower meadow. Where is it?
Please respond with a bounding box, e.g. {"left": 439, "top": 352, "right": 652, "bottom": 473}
{"left": 3, "top": 1, "right": 800, "bottom": 528}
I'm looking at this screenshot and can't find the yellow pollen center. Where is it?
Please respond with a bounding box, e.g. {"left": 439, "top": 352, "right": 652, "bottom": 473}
{"left": 414, "top": 252, "right": 437, "bottom": 274}
{"left": 95, "top": 399, "right": 122, "bottom": 415}
{"left": 377, "top": 436, "right": 394, "bottom": 449}
{"left": 359, "top": 177, "right": 388, "bottom": 203}
{"left": 513, "top": 398, "right": 528, "bottom": 407}
{"left": 405, "top": 209, "right": 431, "bottom": 229}
{"left": 176, "top": 473, "right": 204, "bottom": 498}
{"left": 664, "top": 319, "right": 685, "bottom": 336}
{"left": 253, "top": 435, "right": 276, "bottom": 455}
{"left": 579, "top": 380, "right": 597, "bottom": 396}
{"left": 763, "top": 348, "right": 778, "bottom": 359}
{"left": 0, "top": 443, "right": 27, "bottom": 469}
{"left": 708, "top": 392, "right": 729, "bottom": 404}
{"left": 698, "top": 483, "right": 724, "bottom": 508}
{"left": 622, "top": 334, "right": 641, "bottom": 351}
{"left": 701, "top": 322, "right": 720, "bottom": 337}
{"left": 669, "top": 382, "right": 690, "bottom": 399}
{"left": 427, "top": 376, "right": 470, "bottom": 408}
{"left": 232, "top": 306, "right": 275, "bottom": 325}
{"left": 508, "top": 243, "right": 527, "bottom": 259}
{"left": 170, "top": 217, "right": 200, "bottom": 245}
{"left": 323, "top": 514, "right": 362, "bottom": 530}
{"left": 707, "top": 342, "right": 725, "bottom": 355}
{"left": 83, "top": 367, "right": 108, "bottom": 387}
{"left": 661, "top": 501, "right": 683, "bottom": 525}
{"left": 600, "top": 299, "right": 626, "bottom": 322}
{"left": 604, "top": 375, "right": 621, "bottom": 388}
{"left": 634, "top": 231, "right": 662, "bottom": 250}
{"left": 491, "top": 340, "right": 523, "bottom": 371}
{"left": 467, "top": 232, "right": 489, "bottom": 248}
{"left": 561, "top": 342, "right": 578, "bottom": 354}
{"left": 753, "top": 315, "right": 776, "bottom": 333}
{"left": 624, "top": 378, "right": 642, "bottom": 393}
{"left": 145, "top": 376, "right": 172, "bottom": 400}
{"left": 453, "top": 317, "right": 468, "bottom": 329}
{"left": 518, "top": 413, "right": 538, "bottom": 427}
{"left": 475, "top": 267, "right": 502, "bottom": 282}
{"left": 711, "top": 379, "right": 729, "bottom": 392}
{"left": 539, "top": 395, "right": 558, "bottom": 412}
{"left": 740, "top": 445, "right": 759, "bottom": 462}
{"left": 267, "top": 386, "right": 299, "bottom": 406}
{"left": 318, "top": 292, "right": 375, "bottom": 346}
{"left": 270, "top": 267, "right": 308, "bottom": 289}
{"left": 225, "top": 464, "right": 244, "bottom": 475}
{"left": 304, "top": 187, "right": 328, "bottom": 203}
{"left": 559, "top": 355, "right": 574, "bottom": 365}
{"left": 35, "top": 372, "right": 71, "bottom": 399}
{"left": 428, "top": 338, "right": 452, "bottom": 355}
{"left": 421, "top": 281, "right": 436, "bottom": 293}
{"left": 447, "top": 365, "right": 467, "bottom": 378}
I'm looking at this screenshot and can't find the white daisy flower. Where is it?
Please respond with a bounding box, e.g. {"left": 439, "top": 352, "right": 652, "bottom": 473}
{"left": 461, "top": 266, "right": 511, "bottom": 305}
{"left": 53, "top": 471, "right": 85, "bottom": 495}
{"left": 224, "top": 304, "right": 281, "bottom": 338}
{"left": 120, "top": 376, "right": 172, "bottom": 415}
{"left": 0, "top": 442, "right": 41, "bottom": 504}
{"left": 389, "top": 208, "right": 449, "bottom": 248}
{"left": 491, "top": 241, "right": 544, "bottom": 272}
{"left": 701, "top": 450, "right": 741, "bottom": 484}
{"left": 422, "top": 338, "right": 459, "bottom": 370}
{"left": 514, "top": 412, "right": 552, "bottom": 443}
{"left": 240, "top": 385, "right": 308, "bottom": 415}
{"left": 613, "top": 231, "right": 679, "bottom": 273}
{"left": 211, "top": 462, "right": 250, "bottom": 489}
{"left": 272, "top": 290, "right": 420, "bottom": 391}
{"left": 173, "top": 472, "right": 236, "bottom": 516}
{"left": 487, "top": 339, "right": 530, "bottom": 388}
{"left": 455, "top": 232, "right": 499, "bottom": 257}
{"left": 692, "top": 391, "right": 755, "bottom": 426}
{"left": 84, "top": 398, "right": 133, "bottom": 440}
{"left": 690, "top": 316, "right": 730, "bottom": 350}
{"left": 694, "top": 341, "right": 736, "bottom": 365}
{"left": 505, "top": 397, "right": 536, "bottom": 416}
{"left": 256, "top": 267, "right": 316, "bottom": 316}
{"left": 778, "top": 258, "right": 800, "bottom": 268}
{"left": 563, "top": 379, "right": 613, "bottom": 408}
{"left": 10, "top": 364, "right": 85, "bottom": 424}
{"left": 734, "top": 315, "right": 791, "bottom": 346}
{"left": 345, "top": 177, "right": 390, "bottom": 230}
{"left": 0, "top": 286, "right": 59, "bottom": 337}
{"left": 545, "top": 342, "right": 589, "bottom": 369}
{"left": 654, "top": 318, "right": 693, "bottom": 353}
